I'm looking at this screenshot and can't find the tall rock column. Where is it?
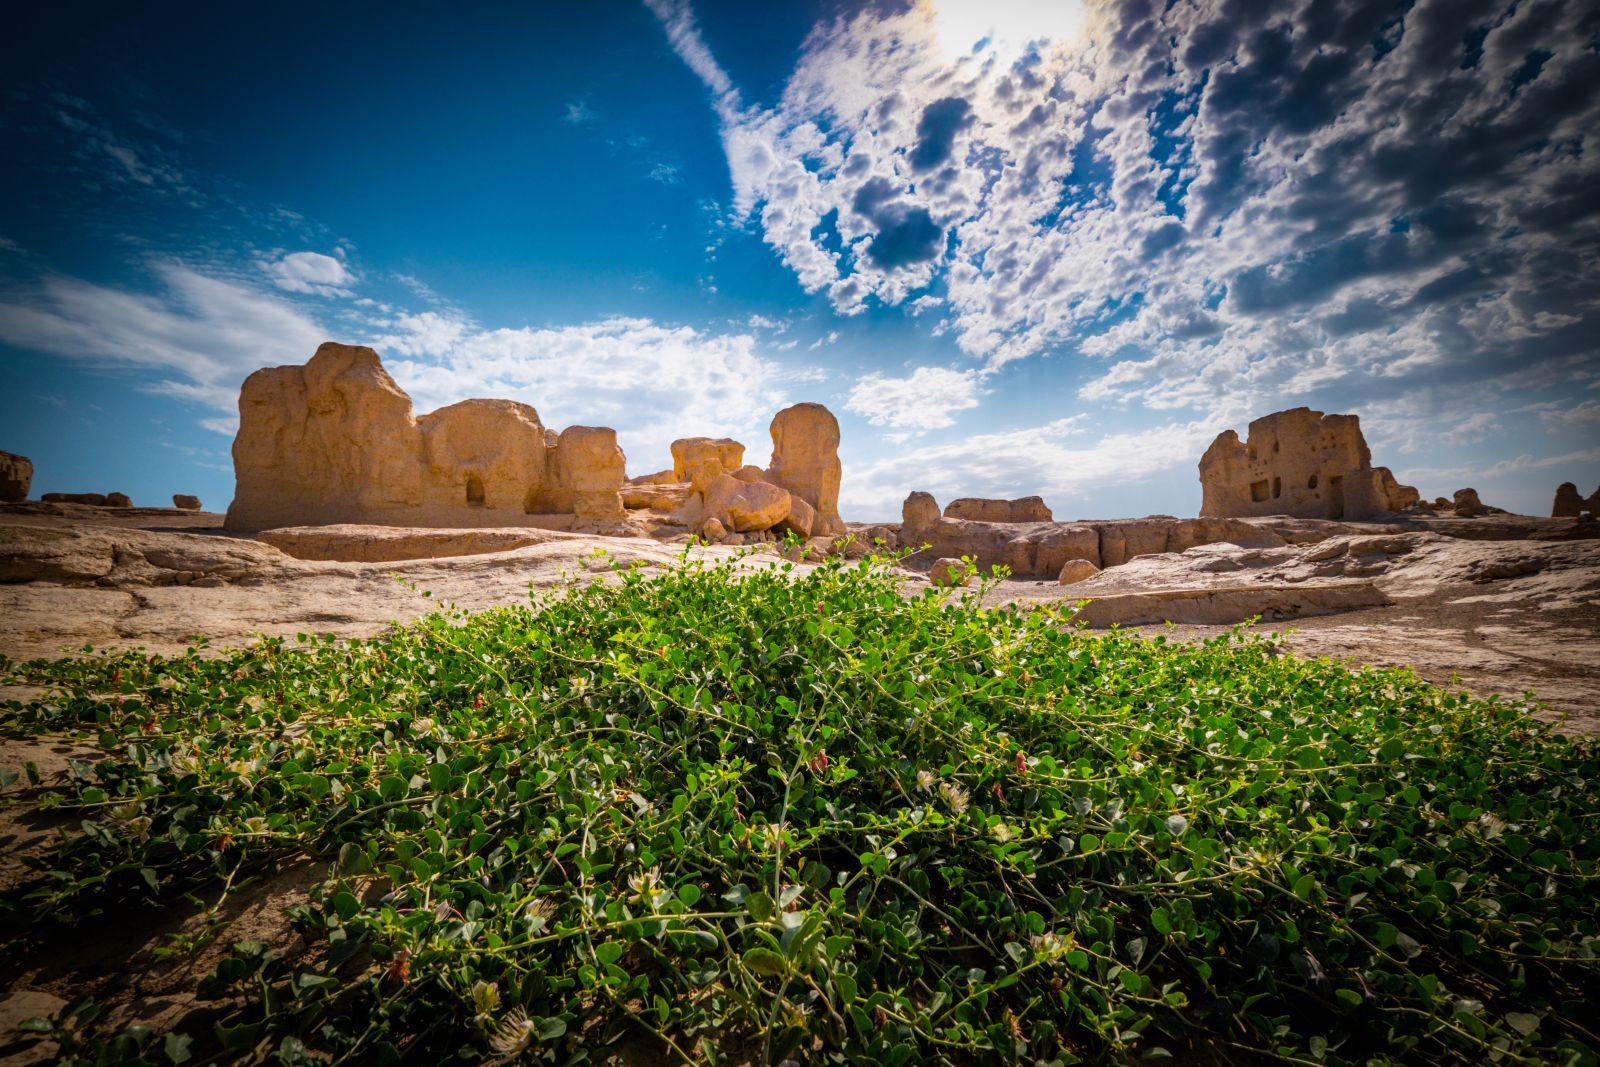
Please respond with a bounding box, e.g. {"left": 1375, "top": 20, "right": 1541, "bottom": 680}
{"left": 767, "top": 403, "right": 845, "bottom": 536}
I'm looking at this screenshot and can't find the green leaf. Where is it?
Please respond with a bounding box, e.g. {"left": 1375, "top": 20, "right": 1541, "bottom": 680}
{"left": 1293, "top": 873, "right": 1317, "bottom": 901}
{"left": 743, "top": 947, "right": 788, "bottom": 977}
{"left": 1164, "top": 814, "right": 1189, "bottom": 837}
{"left": 164, "top": 1031, "right": 193, "bottom": 1064}
{"left": 1505, "top": 1012, "right": 1540, "bottom": 1036}
{"left": 596, "top": 942, "right": 625, "bottom": 965}
{"left": 1335, "top": 989, "right": 1362, "bottom": 1010}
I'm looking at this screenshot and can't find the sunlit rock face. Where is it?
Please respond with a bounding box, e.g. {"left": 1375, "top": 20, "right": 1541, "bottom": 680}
{"left": 1198, "top": 408, "right": 1418, "bottom": 521}
{"left": 224, "top": 342, "right": 851, "bottom": 543}
{"left": 225, "top": 342, "right": 625, "bottom": 531}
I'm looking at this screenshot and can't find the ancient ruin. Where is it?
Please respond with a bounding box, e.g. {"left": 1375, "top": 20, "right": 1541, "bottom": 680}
{"left": 1198, "top": 407, "right": 1419, "bottom": 521}
{"left": 1554, "top": 482, "right": 1600, "bottom": 518}
{"left": 0, "top": 450, "right": 31, "bottom": 503}
{"left": 944, "top": 496, "right": 1052, "bottom": 523}
{"left": 225, "top": 341, "right": 844, "bottom": 543}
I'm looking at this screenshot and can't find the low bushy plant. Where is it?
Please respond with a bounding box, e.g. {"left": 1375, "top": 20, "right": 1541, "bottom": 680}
{"left": 1, "top": 549, "right": 1595, "bottom": 1065}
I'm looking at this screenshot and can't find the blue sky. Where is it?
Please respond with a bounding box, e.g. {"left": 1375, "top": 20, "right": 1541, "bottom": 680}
{"left": 1, "top": 0, "right": 1596, "bottom": 521}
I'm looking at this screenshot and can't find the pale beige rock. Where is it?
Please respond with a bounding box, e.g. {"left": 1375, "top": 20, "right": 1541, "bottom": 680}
{"left": 945, "top": 496, "right": 1053, "bottom": 523}
{"left": 775, "top": 493, "right": 817, "bottom": 539}
{"left": 621, "top": 483, "right": 693, "bottom": 511}
{"left": 418, "top": 399, "right": 548, "bottom": 514}
{"left": 1058, "top": 559, "right": 1100, "bottom": 584}
{"left": 1199, "top": 407, "right": 1419, "bottom": 521}
{"left": 629, "top": 469, "right": 678, "bottom": 486}
{"left": 106, "top": 492, "right": 132, "bottom": 508}
{"left": 700, "top": 516, "right": 728, "bottom": 542}
{"left": 226, "top": 342, "right": 629, "bottom": 532}
{"left": 0, "top": 451, "right": 31, "bottom": 503}
{"left": 704, "top": 474, "right": 791, "bottom": 533}
{"left": 172, "top": 494, "right": 202, "bottom": 511}
{"left": 258, "top": 525, "right": 561, "bottom": 562}
{"left": 732, "top": 465, "right": 769, "bottom": 484}
{"left": 929, "top": 557, "right": 971, "bottom": 587}
{"left": 767, "top": 403, "right": 844, "bottom": 536}
{"left": 671, "top": 438, "right": 745, "bottom": 493}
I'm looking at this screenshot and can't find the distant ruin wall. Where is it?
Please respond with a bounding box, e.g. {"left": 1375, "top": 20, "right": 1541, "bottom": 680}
{"left": 1198, "top": 407, "right": 1418, "bottom": 521}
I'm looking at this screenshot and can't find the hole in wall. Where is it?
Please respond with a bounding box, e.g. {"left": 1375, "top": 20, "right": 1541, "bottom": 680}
{"left": 1250, "top": 480, "right": 1270, "bottom": 503}
{"left": 1273, "top": 476, "right": 1281, "bottom": 499}
{"left": 466, "top": 474, "right": 485, "bottom": 507}
{"left": 1308, "top": 474, "right": 1319, "bottom": 489}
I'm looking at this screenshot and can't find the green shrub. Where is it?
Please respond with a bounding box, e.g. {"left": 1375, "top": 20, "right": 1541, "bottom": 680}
{"left": 2, "top": 549, "right": 1596, "bottom": 1065}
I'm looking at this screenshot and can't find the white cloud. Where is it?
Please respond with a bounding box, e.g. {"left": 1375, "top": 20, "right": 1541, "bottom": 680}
{"left": 262, "top": 251, "right": 356, "bottom": 297}
{"left": 1533, "top": 398, "right": 1600, "bottom": 428}
{"left": 0, "top": 263, "right": 326, "bottom": 424}
{"left": 650, "top": 0, "right": 1600, "bottom": 437}
{"left": 839, "top": 415, "right": 1212, "bottom": 519}
{"left": 845, "top": 366, "right": 981, "bottom": 430}
{"left": 379, "top": 314, "right": 797, "bottom": 474}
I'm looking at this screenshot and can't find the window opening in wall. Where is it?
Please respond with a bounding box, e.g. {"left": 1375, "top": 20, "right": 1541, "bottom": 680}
{"left": 1273, "top": 476, "right": 1282, "bottom": 499}
{"left": 1327, "top": 474, "right": 1345, "bottom": 520}
{"left": 1250, "top": 479, "right": 1270, "bottom": 502}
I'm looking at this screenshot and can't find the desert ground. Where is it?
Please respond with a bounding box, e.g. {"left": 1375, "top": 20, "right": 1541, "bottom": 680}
{"left": 3, "top": 502, "right": 1597, "bottom": 732}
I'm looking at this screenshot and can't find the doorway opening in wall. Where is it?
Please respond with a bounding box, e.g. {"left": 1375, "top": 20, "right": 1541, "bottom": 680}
{"left": 466, "top": 474, "right": 485, "bottom": 507}
{"left": 1251, "top": 480, "right": 1270, "bottom": 502}
{"left": 1327, "top": 475, "right": 1344, "bottom": 520}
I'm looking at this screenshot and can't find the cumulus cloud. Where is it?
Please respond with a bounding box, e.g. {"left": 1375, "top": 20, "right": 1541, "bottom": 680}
{"left": 0, "top": 264, "right": 807, "bottom": 476}
{"left": 261, "top": 251, "right": 356, "bottom": 297}
{"left": 845, "top": 366, "right": 981, "bottom": 430}
{"left": 376, "top": 313, "right": 795, "bottom": 473}
{"left": 653, "top": 0, "right": 1600, "bottom": 441}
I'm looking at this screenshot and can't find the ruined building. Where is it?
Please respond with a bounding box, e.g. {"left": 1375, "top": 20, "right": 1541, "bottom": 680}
{"left": 224, "top": 342, "right": 842, "bottom": 538}
{"left": 1198, "top": 408, "right": 1420, "bottom": 521}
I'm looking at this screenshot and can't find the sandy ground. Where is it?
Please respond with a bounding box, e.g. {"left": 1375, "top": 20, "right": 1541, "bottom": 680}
{"left": 1, "top": 503, "right": 1596, "bottom": 730}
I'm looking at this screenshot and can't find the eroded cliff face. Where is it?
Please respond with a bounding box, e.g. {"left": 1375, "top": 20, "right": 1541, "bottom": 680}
{"left": 1198, "top": 407, "right": 1418, "bottom": 521}
{"left": 224, "top": 342, "right": 626, "bottom": 531}
{"left": 223, "top": 342, "right": 850, "bottom": 542}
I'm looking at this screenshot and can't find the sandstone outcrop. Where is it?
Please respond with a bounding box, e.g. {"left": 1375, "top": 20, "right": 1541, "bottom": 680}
{"left": 1552, "top": 483, "right": 1599, "bottom": 518}
{"left": 1058, "top": 559, "right": 1099, "bottom": 584}
{"left": 704, "top": 474, "right": 791, "bottom": 533}
{"left": 226, "top": 343, "right": 626, "bottom": 531}
{"left": 899, "top": 492, "right": 1293, "bottom": 578}
{"left": 671, "top": 438, "right": 744, "bottom": 493}
{"left": 41, "top": 492, "right": 131, "bottom": 508}
{"left": 929, "top": 558, "right": 971, "bottom": 587}
{"left": 0, "top": 451, "right": 32, "bottom": 503}
{"left": 1199, "top": 407, "right": 1419, "bottom": 521}
{"left": 944, "top": 496, "right": 1053, "bottom": 523}
{"left": 767, "top": 403, "right": 845, "bottom": 536}
{"left": 173, "top": 495, "right": 201, "bottom": 511}
{"left": 1452, "top": 487, "right": 1487, "bottom": 518}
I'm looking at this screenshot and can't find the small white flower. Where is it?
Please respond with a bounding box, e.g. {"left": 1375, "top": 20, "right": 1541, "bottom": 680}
{"left": 628, "top": 866, "right": 664, "bottom": 909}
{"left": 410, "top": 717, "right": 435, "bottom": 738}
{"left": 489, "top": 1008, "right": 536, "bottom": 1056}
{"left": 522, "top": 898, "right": 555, "bottom": 932}
{"left": 940, "top": 782, "right": 970, "bottom": 814}
{"left": 991, "top": 822, "right": 1015, "bottom": 843}
{"left": 916, "top": 769, "right": 936, "bottom": 792}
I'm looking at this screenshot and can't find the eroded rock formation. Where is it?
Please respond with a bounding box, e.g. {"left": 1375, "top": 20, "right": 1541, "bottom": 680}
{"left": 0, "top": 451, "right": 32, "bottom": 503}
{"left": 41, "top": 492, "right": 131, "bottom": 508}
{"left": 1553, "top": 483, "right": 1600, "bottom": 518}
{"left": 227, "top": 341, "right": 849, "bottom": 542}
{"left": 944, "top": 496, "right": 1052, "bottom": 523}
{"left": 1199, "top": 408, "right": 1418, "bottom": 521}
{"left": 173, "top": 495, "right": 202, "bottom": 511}
{"left": 226, "top": 343, "right": 627, "bottom": 531}
{"left": 899, "top": 492, "right": 1291, "bottom": 579}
